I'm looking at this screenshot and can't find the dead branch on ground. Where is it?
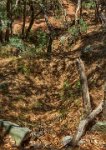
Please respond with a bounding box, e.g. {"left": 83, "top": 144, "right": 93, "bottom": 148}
{"left": 76, "top": 58, "right": 92, "bottom": 116}
{"left": 62, "top": 58, "right": 105, "bottom": 149}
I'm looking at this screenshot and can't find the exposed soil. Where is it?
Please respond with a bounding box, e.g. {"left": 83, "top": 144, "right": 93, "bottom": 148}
{"left": 13, "top": 0, "right": 75, "bottom": 34}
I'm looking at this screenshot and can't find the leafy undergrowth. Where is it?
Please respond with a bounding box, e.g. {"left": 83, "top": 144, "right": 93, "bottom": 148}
{"left": 0, "top": 24, "right": 106, "bottom": 150}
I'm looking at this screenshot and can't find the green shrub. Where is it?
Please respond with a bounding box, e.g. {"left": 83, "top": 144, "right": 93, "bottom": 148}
{"left": 79, "top": 18, "right": 88, "bottom": 33}
{"left": 82, "top": 0, "right": 96, "bottom": 9}
{"left": 9, "top": 36, "right": 25, "bottom": 52}
{"left": 10, "top": 36, "right": 24, "bottom": 49}
{"left": 29, "top": 29, "right": 48, "bottom": 51}
{"left": 60, "top": 80, "right": 73, "bottom": 101}
{"left": 75, "top": 80, "right": 81, "bottom": 90}
{"left": 68, "top": 25, "right": 79, "bottom": 38}
{"left": 17, "top": 64, "right": 30, "bottom": 75}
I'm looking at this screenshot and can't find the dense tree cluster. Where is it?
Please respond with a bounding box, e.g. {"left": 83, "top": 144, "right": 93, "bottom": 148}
{"left": 0, "top": 0, "right": 105, "bottom": 57}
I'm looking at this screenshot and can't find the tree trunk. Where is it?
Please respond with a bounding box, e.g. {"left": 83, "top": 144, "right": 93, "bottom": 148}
{"left": 75, "top": 0, "right": 82, "bottom": 25}
{"left": 76, "top": 58, "right": 92, "bottom": 116}
{"left": 40, "top": 3, "right": 53, "bottom": 57}
{"left": 47, "top": 33, "right": 53, "bottom": 57}
{"left": 62, "top": 59, "right": 105, "bottom": 149}
{"left": 0, "top": 19, "right": 4, "bottom": 43}
{"left": 94, "top": 0, "right": 100, "bottom": 22}
{"left": 5, "top": 0, "right": 12, "bottom": 42}
{"left": 22, "top": 0, "right": 27, "bottom": 37}
{"left": 72, "top": 100, "right": 104, "bottom": 147}
{"left": 25, "top": 1, "right": 34, "bottom": 38}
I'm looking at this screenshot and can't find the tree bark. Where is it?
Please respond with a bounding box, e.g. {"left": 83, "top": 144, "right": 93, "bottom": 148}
{"left": 75, "top": 0, "right": 82, "bottom": 25}
{"left": 72, "top": 100, "right": 104, "bottom": 147}
{"left": 0, "top": 19, "right": 4, "bottom": 43}
{"left": 25, "top": 1, "right": 35, "bottom": 38}
{"left": 94, "top": 0, "right": 101, "bottom": 22}
{"left": 5, "top": 0, "right": 12, "bottom": 42}
{"left": 76, "top": 58, "right": 92, "bottom": 116}
{"left": 22, "top": 0, "right": 27, "bottom": 37}
{"left": 61, "top": 58, "right": 105, "bottom": 149}
{"left": 40, "top": 3, "right": 53, "bottom": 57}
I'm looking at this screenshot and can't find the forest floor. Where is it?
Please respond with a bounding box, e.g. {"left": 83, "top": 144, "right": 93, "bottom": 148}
{"left": 0, "top": 1, "right": 106, "bottom": 150}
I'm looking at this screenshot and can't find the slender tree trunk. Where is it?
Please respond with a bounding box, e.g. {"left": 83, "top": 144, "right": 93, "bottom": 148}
{"left": 80, "top": 0, "right": 82, "bottom": 19}
{"left": 76, "top": 58, "right": 92, "bottom": 116}
{"left": 0, "top": 19, "right": 3, "bottom": 43}
{"left": 43, "top": 12, "right": 53, "bottom": 56}
{"left": 40, "top": 3, "right": 53, "bottom": 57}
{"left": 47, "top": 33, "right": 53, "bottom": 57}
{"left": 10, "top": 1, "right": 13, "bottom": 36}
{"left": 75, "top": 0, "right": 82, "bottom": 25}
{"left": 22, "top": 0, "right": 27, "bottom": 37}
{"left": 5, "top": 0, "right": 12, "bottom": 42}
{"left": 94, "top": 0, "right": 100, "bottom": 22}
{"left": 25, "top": 1, "right": 34, "bottom": 38}
{"left": 25, "top": 10, "right": 41, "bottom": 39}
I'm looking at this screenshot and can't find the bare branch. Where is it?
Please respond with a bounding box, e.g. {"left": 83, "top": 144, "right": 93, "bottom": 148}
{"left": 75, "top": 0, "right": 82, "bottom": 25}
{"left": 72, "top": 100, "right": 104, "bottom": 146}
{"left": 15, "top": 0, "right": 20, "bottom": 8}
{"left": 76, "top": 58, "right": 92, "bottom": 116}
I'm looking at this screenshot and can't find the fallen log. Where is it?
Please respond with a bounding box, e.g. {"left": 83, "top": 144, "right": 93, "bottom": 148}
{"left": 72, "top": 58, "right": 105, "bottom": 147}
{"left": 72, "top": 100, "right": 104, "bottom": 146}
{"left": 61, "top": 58, "right": 105, "bottom": 149}
{"left": 60, "top": 100, "right": 104, "bottom": 149}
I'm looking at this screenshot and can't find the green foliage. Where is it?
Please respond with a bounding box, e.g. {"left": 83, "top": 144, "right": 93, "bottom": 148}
{"left": 60, "top": 80, "right": 73, "bottom": 101}
{"left": 0, "top": 2, "right": 6, "bottom": 18}
{"left": 68, "top": 25, "right": 79, "bottom": 37}
{"left": 9, "top": 37, "right": 25, "bottom": 51}
{"left": 0, "top": 1, "right": 11, "bottom": 31}
{"left": 17, "top": 64, "right": 30, "bottom": 75}
{"left": 34, "top": 100, "right": 44, "bottom": 110}
{"left": 54, "top": 9, "right": 62, "bottom": 19}
{"left": 82, "top": 0, "right": 96, "bottom": 9}
{"left": 21, "top": 48, "right": 35, "bottom": 58}
{"left": 75, "top": 80, "right": 81, "bottom": 90}
{"left": 63, "top": 80, "right": 70, "bottom": 90}
{"left": 0, "top": 12, "right": 10, "bottom": 31}
{"left": 79, "top": 18, "right": 88, "bottom": 33}
{"left": 29, "top": 29, "right": 48, "bottom": 51}
{"left": 22, "top": 45, "right": 45, "bottom": 58}
{"left": 36, "top": 29, "right": 47, "bottom": 47}
{"left": 69, "top": 19, "right": 88, "bottom": 36}
{"left": 27, "top": 29, "right": 48, "bottom": 56}
{"left": 68, "top": 19, "right": 88, "bottom": 43}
